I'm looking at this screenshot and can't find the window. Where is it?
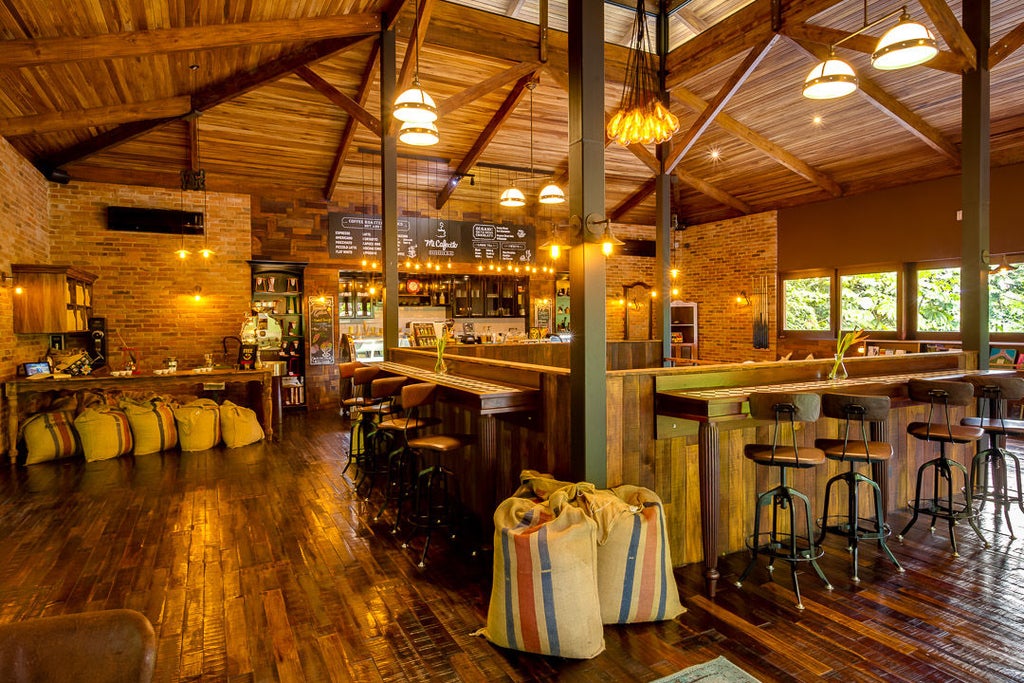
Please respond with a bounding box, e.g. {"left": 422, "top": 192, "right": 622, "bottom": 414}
{"left": 990, "top": 260, "right": 1024, "bottom": 333}
{"left": 782, "top": 275, "right": 831, "bottom": 331}
{"left": 917, "top": 267, "right": 960, "bottom": 333}
{"left": 840, "top": 271, "right": 898, "bottom": 331}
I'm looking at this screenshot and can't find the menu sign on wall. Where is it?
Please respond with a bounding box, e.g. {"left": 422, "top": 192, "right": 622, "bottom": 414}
{"left": 328, "top": 213, "right": 534, "bottom": 264}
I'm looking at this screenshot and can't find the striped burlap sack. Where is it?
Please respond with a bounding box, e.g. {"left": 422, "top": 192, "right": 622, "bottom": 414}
{"left": 477, "top": 487, "right": 605, "bottom": 659}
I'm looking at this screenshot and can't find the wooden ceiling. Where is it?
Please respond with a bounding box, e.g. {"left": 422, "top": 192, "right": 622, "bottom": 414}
{"left": 1, "top": 0, "right": 1023, "bottom": 228}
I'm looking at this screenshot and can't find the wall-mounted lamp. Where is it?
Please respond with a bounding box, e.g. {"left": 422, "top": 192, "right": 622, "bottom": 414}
{"left": 736, "top": 291, "right": 751, "bottom": 306}
{"left": 192, "top": 285, "right": 203, "bottom": 301}
{"left": 0, "top": 272, "right": 13, "bottom": 289}
{"left": 572, "top": 213, "right": 623, "bottom": 256}
{"left": 984, "top": 249, "right": 1018, "bottom": 275}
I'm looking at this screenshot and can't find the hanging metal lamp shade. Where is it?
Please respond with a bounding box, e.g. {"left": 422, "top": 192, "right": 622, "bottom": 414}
{"left": 538, "top": 183, "right": 566, "bottom": 204}
{"left": 871, "top": 11, "right": 938, "bottom": 70}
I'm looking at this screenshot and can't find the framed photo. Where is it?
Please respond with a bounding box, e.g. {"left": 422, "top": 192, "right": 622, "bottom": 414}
{"left": 989, "top": 347, "right": 1019, "bottom": 366}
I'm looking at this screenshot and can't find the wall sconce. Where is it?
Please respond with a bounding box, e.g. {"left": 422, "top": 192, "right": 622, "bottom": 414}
{"left": 0, "top": 272, "right": 13, "bottom": 289}
{"left": 736, "top": 291, "right": 751, "bottom": 306}
{"left": 192, "top": 285, "right": 203, "bottom": 301}
{"left": 572, "top": 213, "right": 623, "bottom": 256}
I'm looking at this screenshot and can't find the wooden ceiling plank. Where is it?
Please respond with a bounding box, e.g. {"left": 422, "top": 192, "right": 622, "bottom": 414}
{"left": 610, "top": 177, "right": 658, "bottom": 222}
{"left": 0, "top": 95, "right": 190, "bottom": 136}
{"left": 384, "top": 0, "right": 412, "bottom": 31}
{"left": 793, "top": 38, "right": 960, "bottom": 165}
{"left": 326, "top": 41, "right": 380, "bottom": 201}
{"left": 391, "top": 0, "right": 438, "bottom": 136}
{"left": 296, "top": 65, "right": 382, "bottom": 137}
{"left": 991, "top": 21, "right": 1024, "bottom": 69}
{"left": 506, "top": 0, "right": 527, "bottom": 18}
{"left": 435, "top": 71, "right": 538, "bottom": 209}
{"left": 664, "top": 0, "right": 844, "bottom": 90}
{"left": 0, "top": 13, "right": 379, "bottom": 69}
{"left": 436, "top": 60, "right": 542, "bottom": 119}
{"left": 918, "top": 0, "right": 976, "bottom": 71}
{"left": 672, "top": 8, "right": 708, "bottom": 36}
{"left": 664, "top": 34, "right": 777, "bottom": 174}
{"left": 670, "top": 88, "right": 842, "bottom": 197}
{"left": 781, "top": 23, "right": 964, "bottom": 74}
{"left": 46, "top": 36, "right": 368, "bottom": 170}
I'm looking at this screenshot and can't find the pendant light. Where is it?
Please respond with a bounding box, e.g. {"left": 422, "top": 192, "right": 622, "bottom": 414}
{"left": 871, "top": 9, "right": 938, "bottom": 70}
{"left": 394, "top": 1, "right": 438, "bottom": 130}
{"left": 538, "top": 183, "right": 566, "bottom": 205}
{"left": 499, "top": 80, "right": 564, "bottom": 207}
{"left": 398, "top": 120, "right": 439, "bottom": 146}
{"left": 499, "top": 185, "right": 526, "bottom": 207}
{"left": 803, "top": 48, "right": 858, "bottom": 100}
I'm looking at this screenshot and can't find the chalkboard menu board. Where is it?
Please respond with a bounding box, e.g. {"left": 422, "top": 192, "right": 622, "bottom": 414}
{"left": 328, "top": 213, "right": 534, "bottom": 264}
{"left": 307, "top": 296, "right": 336, "bottom": 366}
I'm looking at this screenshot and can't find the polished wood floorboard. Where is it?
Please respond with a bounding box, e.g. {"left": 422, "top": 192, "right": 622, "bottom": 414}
{"left": 1, "top": 409, "right": 1023, "bottom": 682}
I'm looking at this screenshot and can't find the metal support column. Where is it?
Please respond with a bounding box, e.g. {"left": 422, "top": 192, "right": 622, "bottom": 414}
{"left": 568, "top": 0, "right": 606, "bottom": 486}
{"left": 655, "top": 1, "right": 672, "bottom": 365}
{"left": 380, "top": 20, "right": 399, "bottom": 356}
{"left": 961, "top": 0, "right": 990, "bottom": 368}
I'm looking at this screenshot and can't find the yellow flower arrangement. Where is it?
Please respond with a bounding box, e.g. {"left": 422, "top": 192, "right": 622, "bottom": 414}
{"left": 830, "top": 329, "right": 868, "bottom": 380}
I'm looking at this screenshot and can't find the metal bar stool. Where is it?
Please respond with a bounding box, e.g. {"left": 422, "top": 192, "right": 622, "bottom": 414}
{"left": 374, "top": 382, "right": 442, "bottom": 530}
{"left": 343, "top": 365, "right": 380, "bottom": 476}
{"left": 338, "top": 360, "right": 364, "bottom": 418}
{"left": 961, "top": 374, "right": 1024, "bottom": 538}
{"left": 898, "top": 379, "right": 986, "bottom": 555}
{"left": 353, "top": 375, "right": 406, "bottom": 498}
{"left": 815, "top": 393, "right": 904, "bottom": 583}
{"left": 735, "top": 392, "right": 832, "bottom": 610}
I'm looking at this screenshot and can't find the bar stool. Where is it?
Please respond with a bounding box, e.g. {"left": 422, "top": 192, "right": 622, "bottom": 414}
{"left": 898, "top": 379, "right": 986, "bottom": 555}
{"left": 338, "top": 361, "right": 364, "bottom": 418}
{"left": 373, "top": 382, "right": 442, "bottom": 529}
{"left": 735, "top": 392, "right": 832, "bottom": 610}
{"left": 353, "top": 375, "right": 407, "bottom": 498}
{"left": 961, "top": 374, "right": 1024, "bottom": 538}
{"left": 815, "top": 393, "right": 904, "bottom": 583}
{"left": 401, "top": 431, "right": 475, "bottom": 567}
{"left": 343, "top": 365, "right": 380, "bottom": 477}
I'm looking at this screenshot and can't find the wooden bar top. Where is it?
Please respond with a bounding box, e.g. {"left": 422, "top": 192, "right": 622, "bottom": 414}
{"left": 377, "top": 361, "right": 538, "bottom": 415}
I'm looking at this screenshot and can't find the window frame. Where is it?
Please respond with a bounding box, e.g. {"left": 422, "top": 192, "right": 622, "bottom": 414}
{"left": 836, "top": 263, "right": 902, "bottom": 340}
{"left": 910, "top": 259, "right": 961, "bottom": 341}
{"left": 778, "top": 268, "right": 835, "bottom": 341}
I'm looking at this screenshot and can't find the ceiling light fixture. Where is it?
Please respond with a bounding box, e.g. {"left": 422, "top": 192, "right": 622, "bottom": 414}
{"left": 802, "top": 2, "right": 937, "bottom": 101}
{"left": 398, "top": 120, "right": 439, "bottom": 146}
{"left": 607, "top": 0, "right": 679, "bottom": 146}
{"left": 499, "top": 185, "right": 526, "bottom": 207}
{"left": 538, "top": 183, "right": 566, "bottom": 205}
{"left": 498, "top": 81, "right": 565, "bottom": 206}
{"left": 394, "top": 1, "right": 438, "bottom": 133}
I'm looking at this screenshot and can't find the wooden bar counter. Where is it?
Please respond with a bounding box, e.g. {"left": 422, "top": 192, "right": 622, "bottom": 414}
{"left": 4, "top": 368, "right": 273, "bottom": 462}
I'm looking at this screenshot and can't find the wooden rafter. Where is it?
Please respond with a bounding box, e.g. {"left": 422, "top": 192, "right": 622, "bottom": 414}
{"left": 0, "top": 97, "right": 191, "bottom": 136}
{"left": 610, "top": 178, "right": 658, "bottom": 222}
{"left": 0, "top": 14, "right": 379, "bottom": 69}
{"left": 918, "top": 0, "right": 976, "bottom": 71}
{"left": 41, "top": 35, "right": 370, "bottom": 171}
{"left": 991, "top": 21, "right": 1024, "bottom": 69}
{"left": 391, "top": 0, "right": 438, "bottom": 135}
{"left": 781, "top": 24, "right": 965, "bottom": 74}
{"left": 296, "top": 66, "right": 382, "bottom": 137}
{"left": 325, "top": 41, "right": 380, "bottom": 201}
{"left": 670, "top": 88, "right": 842, "bottom": 197}
{"left": 664, "top": 34, "right": 777, "bottom": 174}
{"left": 672, "top": 8, "right": 708, "bottom": 36}
{"left": 506, "top": 0, "right": 527, "bottom": 17}
{"left": 792, "top": 38, "right": 960, "bottom": 165}
{"left": 435, "top": 71, "right": 538, "bottom": 210}
{"left": 436, "top": 61, "right": 542, "bottom": 119}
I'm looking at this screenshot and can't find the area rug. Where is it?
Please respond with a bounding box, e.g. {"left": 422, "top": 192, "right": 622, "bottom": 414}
{"left": 649, "top": 656, "right": 761, "bottom": 683}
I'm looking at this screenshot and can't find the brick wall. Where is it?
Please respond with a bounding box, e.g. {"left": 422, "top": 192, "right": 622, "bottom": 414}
{"left": 47, "top": 181, "right": 252, "bottom": 372}
{"left": 0, "top": 136, "right": 52, "bottom": 455}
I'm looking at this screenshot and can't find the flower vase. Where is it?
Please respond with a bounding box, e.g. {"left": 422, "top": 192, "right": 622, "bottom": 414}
{"left": 828, "top": 353, "right": 848, "bottom": 381}
{"left": 435, "top": 356, "right": 448, "bottom": 375}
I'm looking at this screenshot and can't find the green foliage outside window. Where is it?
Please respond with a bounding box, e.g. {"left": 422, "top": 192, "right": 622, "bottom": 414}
{"left": 918, "top": 267, "right": 960, "bottom": 332}
{"left": 990, "top": 265, "right": 1024, "bottom": 332}
{"left": 840, "top": 272, "right": 897, "bottom": 331}
{"left": 783, "top": 276, "right": 830, "bottom": 330}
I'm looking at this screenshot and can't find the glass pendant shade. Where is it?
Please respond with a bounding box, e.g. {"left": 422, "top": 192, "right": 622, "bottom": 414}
{"left": 871, "top": 14, "right": 938, "bottom": 70}
{"left": 803, "top": 55, "right": 858, "bottom": 100}
{"left": 499, "top": 186, "right": 526, "bottom": 207}
{"left": 538, "top": 183, "right": 566, "bottom": 204}
{"left": 398, "top": 120, "right": 439, "bottom": 146}
{"left": 393, "top": 81, "right": 437, "bottom": 123}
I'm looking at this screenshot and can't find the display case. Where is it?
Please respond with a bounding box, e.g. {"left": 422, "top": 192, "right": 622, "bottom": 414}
{"left": 12, "top": 264, "right": 97, "bottom": 334}
{"left": 554, "top": 277, "right": 570, "bottom": 333}
{"left": 250, "top": 260, "right": 307, "bottom": 408}
{"left": 670, "top": 301, "right": 698, "bottom": 359}
{"left": 338, "top": 273, "right": 377, "bottom": 319}
{"left": 452, "top": 274, "right": 525, "bottom": 318}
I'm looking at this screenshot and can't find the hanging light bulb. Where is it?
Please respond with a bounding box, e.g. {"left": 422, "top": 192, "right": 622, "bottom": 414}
{"left": 803, "top": 48, "right": 858, "bottom": 100}
{"left": 871, "top": 10, "right": 938, "bottom": 70}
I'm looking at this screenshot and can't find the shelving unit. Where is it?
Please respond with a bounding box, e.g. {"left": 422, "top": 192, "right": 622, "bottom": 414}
{"left": 338, "top": 274, "right": 376, "bottom": 319}
{"left": 554, "top": 277, "right": 570, "bottom": 333}
{"left": 670, "top": 301, "right": 698, "bottom": 360}
{"left": 12, "top": 264, "right": 97, "bottom": 334}
{"left": 250, "top": 260, "right": 307, "bottom": 408}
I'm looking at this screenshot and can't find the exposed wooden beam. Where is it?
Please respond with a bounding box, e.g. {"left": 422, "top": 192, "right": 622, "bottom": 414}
{"left": 991, "top": 21, "right": 1024, "bottom": 69}
{"left": 435, "top": 71, "right": 537, "bottom": 209}
{"left": 326, "top": 40, "right": 380, "bottom": 200}
{"left": 436, "top": 61, "right": 541, "bottom": 118}
{"left": 506, "top": 0, "right": 527, "bottom": 17}
{"left": 391, "top": 0, "right": 438, "bottom": 136}
{"left": 384, "top": 0, "right": 412, "bottom": 30}
{"left": 664, "top": 34, "right": 777, "bottom": 174}
{"left": 296, "top": 66, "right": 382, "bottom": 137}
{"left": 0, "top": 96, "right": 191, "bottom": 136}
{"left": 781, "top": 23, "right": 965, "bottom": 74}
{"left": 43, "top": 36, "right": 369, "bottom": 170}
{"left": 918, "top": 0, "right": 976, "bottom": 71}
{"left": 671, "top": 87, "right": 842, "bottom": 197}
{"left": 792, "top": 38, "right": 960, "bottom": 165}
{"left": 665, "top": 0, "right": 844, "bottom": 89}
{"left": 610, "top": 177, "right": 658, "bottom": 222}
{"left": 0, "top": 14, "right": 379, "bottom": 69}
{"left": 672, "top": 8, "right": 708, "bottom": 36}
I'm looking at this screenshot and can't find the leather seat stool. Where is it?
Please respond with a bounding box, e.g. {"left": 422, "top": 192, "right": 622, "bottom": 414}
{"left": 353, "top": 374, "right": 406, "bottom": 499}
{"left": 344, "top": 365, "right": 382, "bottom": 477}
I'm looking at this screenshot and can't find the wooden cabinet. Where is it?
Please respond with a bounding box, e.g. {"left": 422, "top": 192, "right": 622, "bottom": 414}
{"left": 250, "top": 260, "right": 306, "bottom": 408}
{"left": 12, "top": 264, "right": 97, "bottom": 334}
{"left": 670, "top": 301, "right": 698, "bottom": 359}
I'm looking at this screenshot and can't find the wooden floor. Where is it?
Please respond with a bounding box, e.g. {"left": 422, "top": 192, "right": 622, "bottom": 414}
{"left": 2, "top": 409, "right": 1024, "bottom": 682}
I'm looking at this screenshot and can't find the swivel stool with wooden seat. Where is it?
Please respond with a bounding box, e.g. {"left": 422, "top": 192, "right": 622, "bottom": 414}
{"left": 961, "top": 374, "right": 1024, "bottom": 538}
{"left": 735, "top": 392, "right": 832, "bottom": 610}
{"left": 898, "top": 379, "right": 986, "bottom": 555}
{"left": 373, "top": 382, "right": 442, "bottom": 529}
{"left": 344, "top": 364, "right": 382, "bottom": 477}
{"left": 815, "top": 393, "right": 904, "bottom": 583}
{"left": 353, "top": 374, "right": 407, "bottom": 498}
{"left": 338, "top": 360, "right": 364, "bottom": 418}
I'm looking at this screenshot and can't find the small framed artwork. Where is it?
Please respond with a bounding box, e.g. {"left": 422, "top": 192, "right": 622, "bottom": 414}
{"left": 989, "top": 347, "right": 1019, "bottom": 366}
{"left": 49, "top": 334, "right": 65, "bottom": 350}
